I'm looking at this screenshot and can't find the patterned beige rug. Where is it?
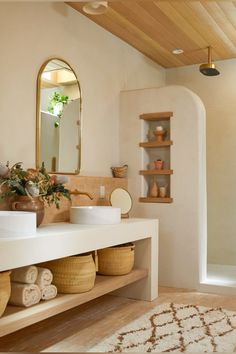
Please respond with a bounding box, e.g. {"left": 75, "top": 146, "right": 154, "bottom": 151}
{"left": 89, "top": 302, "right": 236, "bottom": 352}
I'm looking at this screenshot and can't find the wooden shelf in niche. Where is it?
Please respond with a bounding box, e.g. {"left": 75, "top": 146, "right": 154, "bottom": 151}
{"left": 139, "top": 169, "right": 173, "bottom": 175}
{"left": 139, "top": 140, "right": 173, "bottom": 148}
{"left": 139, "top": 111, "right": 173, "bottom": 203}
{"left": 139, "top": 197, "right": 173, "bottom": 204}
{"left": 140, "top": 111, "right": 173, "bottom": 121}
{"left": 0, "top": 269, "right": 148, "bottom": 337}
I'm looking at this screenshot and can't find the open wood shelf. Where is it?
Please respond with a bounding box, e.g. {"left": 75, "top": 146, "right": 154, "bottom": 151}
{"left": 139, "top": 111, "right": 173, "bottom": 203}
{"left": 140, "top": 111, "right": 173, "bottom": 121}
{"left": 0, "top": 269, "right": 148, "bottom": 337}
{"left": 139, "top": 169, "right": 173, "bottom": 175}
{"left": 139, "top": 197, "right": 173, "bottom": 204}
{"left": 139, "top": 140, "right": 173, "bottom": 148}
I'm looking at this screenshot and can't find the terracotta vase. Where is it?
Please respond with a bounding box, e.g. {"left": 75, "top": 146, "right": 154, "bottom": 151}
{"left": 149, "top": 179, "right": 158, "bottom": 197}
{"left": 11, "top": 196, "right": 45, "bottom": 227}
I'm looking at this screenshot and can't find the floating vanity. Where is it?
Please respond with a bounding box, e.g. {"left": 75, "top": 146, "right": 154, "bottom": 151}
{"left": 0, "top": 218, "right": 158, "bottom": 337}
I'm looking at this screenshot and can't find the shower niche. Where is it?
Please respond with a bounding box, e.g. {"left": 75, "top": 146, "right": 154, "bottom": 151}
{"left": 139, "top": 111, "right": 173, "bottom": 203}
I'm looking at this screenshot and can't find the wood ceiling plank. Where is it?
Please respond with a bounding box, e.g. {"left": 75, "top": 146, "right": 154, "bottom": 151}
{"left": 67, "top": 1, "right": 236, "bottom": 68}
{"left": 170, "top": 1, "right": 226, "bottom": 60}
{"left": 112, "top": 1, "right": 192, "bottom": 51}
{"left": 200, "top": 1, "right": 236, "bottom": 54}
{"left": 68, "top": 2, "right": 180, "bottom": 67}
{"left": 103, "top": 8, "right": 184, "bottom": 67}
{"left": 153, "top": 1, "right": 208, "bottom": 51}
{"left": 138, "top": 0, "right": 207, "bottom": 64}
{"left": 139, "top": 1, "right": 202, "bottom": 51}
{"left": 217, "top": 1, "right": 236, "bottom": 30}
{"left": 187, "top": 1, "right": 235, "bottom": 57}
{"left": 69, "top": 2, "right": 185, "bottom": 67}
{"left": 110, "top": 1, "right": 193, "bottom": 65}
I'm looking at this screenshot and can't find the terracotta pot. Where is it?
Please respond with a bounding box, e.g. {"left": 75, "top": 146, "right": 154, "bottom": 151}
{"left": 11, "top": 196, "right": 44, "bottom": 227}
{"left": 154, "top": 160, "right": 164, "bottom": 170}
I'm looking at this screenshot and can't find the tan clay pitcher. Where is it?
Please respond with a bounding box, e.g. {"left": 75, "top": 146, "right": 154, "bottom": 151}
{"left": 11, "top": 196, "right": 44, "bottom": 227}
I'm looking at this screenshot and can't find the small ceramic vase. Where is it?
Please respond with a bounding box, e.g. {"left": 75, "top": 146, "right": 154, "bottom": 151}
{"left": 149, "top": 179, "right": 158, "bottom": 197}
{"left": 154, "top": 159, "right": 164, "bottom": 170}
{"left": 154, "top": 129, "right": 166, "bottom": 142}
{"left": 159, "top": 186, "right": 167, "bottom": 198}
{"left": 146, "top": 129, "right": 154, "bottom": 141}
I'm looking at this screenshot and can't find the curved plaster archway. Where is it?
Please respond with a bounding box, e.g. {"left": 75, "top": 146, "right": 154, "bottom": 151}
{"left": 120, "top": 85, "right": 207, "bottom": 289}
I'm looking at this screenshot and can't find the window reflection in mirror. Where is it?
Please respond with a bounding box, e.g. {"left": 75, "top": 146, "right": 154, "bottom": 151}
{"left": 36, "top": 59, "right": 81, "bottom": 173}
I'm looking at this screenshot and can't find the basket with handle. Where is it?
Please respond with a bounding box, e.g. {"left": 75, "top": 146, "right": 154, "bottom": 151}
{"left": 111, "top": 164, "right": 128, "bottom": 178}
{"left": 0, "top": 271, "right": 11, "bottom": 317}
{"left": 98, "top": 243, "right": 135, "bottom": 275}
{"left": 41, "top": 253, "right": 96, "bottom": 294}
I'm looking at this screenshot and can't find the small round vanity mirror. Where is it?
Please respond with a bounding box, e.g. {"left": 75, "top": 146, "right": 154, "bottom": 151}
{"left": 110, "top": 188, "right": 132, "bottom": 218}
{"left": 36, "top": 58, "right": 81, "bottom": 174}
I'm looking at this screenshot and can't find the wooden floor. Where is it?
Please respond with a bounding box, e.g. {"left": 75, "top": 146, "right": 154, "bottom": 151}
{"left": 1, "top": 287, "right": 236, "bottom": 352}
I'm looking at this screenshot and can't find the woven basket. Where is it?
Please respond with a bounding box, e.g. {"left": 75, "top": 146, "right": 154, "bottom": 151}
{"left": 42, "top": 254, "right": 96, "bottom": 294}
{"left": 0, "top": 271, "right": 11, "bottom": 318}
{"left": 111, "top": 164, "right": 128, "bottom": 178}
{"left": 98, "top": 243, "right": 135, "bottom": 275}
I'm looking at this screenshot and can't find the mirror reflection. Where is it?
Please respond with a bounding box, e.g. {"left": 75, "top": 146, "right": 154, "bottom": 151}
{"left": 36, "top": 59, "right": 81, "bottom": 173}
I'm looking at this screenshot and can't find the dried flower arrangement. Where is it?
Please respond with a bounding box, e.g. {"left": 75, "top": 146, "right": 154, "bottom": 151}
{"left": 0, "top": 162, "right": 70, "bottom": 208}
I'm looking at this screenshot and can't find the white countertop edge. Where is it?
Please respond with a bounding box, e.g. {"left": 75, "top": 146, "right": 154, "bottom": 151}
{"left": 0, "top": 218, "right": 158, "bottom": 241}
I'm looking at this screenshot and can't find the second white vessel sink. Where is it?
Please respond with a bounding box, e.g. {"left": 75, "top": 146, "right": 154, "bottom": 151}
{"left": 70, "top": 206, "right": 121, "bottom": 225}
{"left": 0, "top": 211, "right": 36, "bottom": 238}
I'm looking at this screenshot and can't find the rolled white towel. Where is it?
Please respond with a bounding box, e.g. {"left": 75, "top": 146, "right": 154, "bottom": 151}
{"left": 10, "top": 266, "right": 38, "bottom": 284}
{"left": 41, "top": 285, "right": 57, "bottom": 301}
{"left": 9, "top": 282, "right": 41, "bottom": 307}
{"left": 35, "top": 267, "right": 53, "bottom": 289}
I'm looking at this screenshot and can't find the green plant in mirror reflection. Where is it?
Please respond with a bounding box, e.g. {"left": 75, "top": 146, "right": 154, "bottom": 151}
{"left": 48, "top": 91, "right": 69, "bottom": 127}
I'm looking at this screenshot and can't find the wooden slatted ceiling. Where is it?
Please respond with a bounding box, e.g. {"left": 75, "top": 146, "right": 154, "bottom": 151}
{"left": 67, "top": 1, "right": 236, "bottom": 68}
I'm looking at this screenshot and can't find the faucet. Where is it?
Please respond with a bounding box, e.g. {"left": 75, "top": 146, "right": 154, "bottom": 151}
{"left": 69, "top": 189, "right": 94, "bottom": 200}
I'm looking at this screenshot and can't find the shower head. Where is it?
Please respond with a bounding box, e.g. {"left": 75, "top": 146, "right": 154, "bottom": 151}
{"left": 199, "top": 46, "right": 220, "bottom": 76}
{"left": 199, "top": 62, "right": 220, "bottom": 76}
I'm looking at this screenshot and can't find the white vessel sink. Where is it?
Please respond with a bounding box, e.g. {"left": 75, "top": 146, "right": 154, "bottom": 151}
{"left": 70, "top": 206, "right": 121, "bottom": 225}
{"left": 0, "top": 211, "right": 36, "bottom": 238}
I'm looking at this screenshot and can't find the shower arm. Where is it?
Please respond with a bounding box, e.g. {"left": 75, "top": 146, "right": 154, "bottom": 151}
{"left": 208, "top": 46, "right": 212, "bottom": 65}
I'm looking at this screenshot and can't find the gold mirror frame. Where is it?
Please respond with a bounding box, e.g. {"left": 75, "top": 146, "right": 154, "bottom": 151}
{"left": 36, "top": 58, "right": 82, "bottom": 174}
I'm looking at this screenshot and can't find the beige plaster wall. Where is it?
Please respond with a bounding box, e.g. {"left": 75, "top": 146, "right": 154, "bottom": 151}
{"left": 0, "top": 2, "right": 165, "bottom": 176}
{"left": 120, "top": 86, "right": 206, "bottom": 289}
{"left": 166, "top": 59, "right": 236, "bottom": 266}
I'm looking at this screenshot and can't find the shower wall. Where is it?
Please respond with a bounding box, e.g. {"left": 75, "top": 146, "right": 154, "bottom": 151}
{"left": 166, "top": 58, "right": 236, "bottom": 266}
{"left": 120, "top": 85, "right": 206, "bottom": 289}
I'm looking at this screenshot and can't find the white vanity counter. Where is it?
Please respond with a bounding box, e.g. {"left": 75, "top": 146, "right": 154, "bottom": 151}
{"left": 0, "top": 218, "right": 158, "bottom": 337}
{"left": 0, "top": 218, "right": 158, "bottom": 273}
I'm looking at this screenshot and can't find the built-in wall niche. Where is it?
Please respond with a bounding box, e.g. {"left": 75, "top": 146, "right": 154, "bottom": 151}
{"left": 139, "top": 112, "right": 173, "bottom": 203}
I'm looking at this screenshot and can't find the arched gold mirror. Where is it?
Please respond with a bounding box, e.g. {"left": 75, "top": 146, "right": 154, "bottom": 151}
{"left": 36, "top": 58, "right": 81, "bottom": 174}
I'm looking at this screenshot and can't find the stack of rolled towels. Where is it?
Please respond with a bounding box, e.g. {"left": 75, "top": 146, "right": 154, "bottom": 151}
{"left": 9, "top": 265, "right": 57, "bottom": 307}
